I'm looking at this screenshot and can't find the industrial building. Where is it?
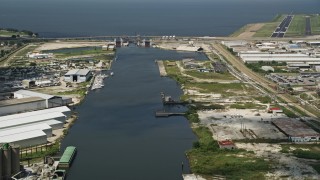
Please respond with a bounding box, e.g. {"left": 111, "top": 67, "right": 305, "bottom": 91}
{"left": 239, "top": 53, "right": 320, "bottom": 63}
{"left": 0, "top": 106, "right": 70, "bottom": 147}
{"left": 0, "top": 143, "right": 20, "bottom": 180}
{"left": 14, "top": 90, "right": 67, "bottom": 108}
{"left": 0, "top": 112, "right": 66, "bottom": 130}
{"left": 272, "top": 118, "right": 320, "bottom": 142}
{"left": 64, "top": 69, "right": 91, "bottom": 83}
{"left": 0, "top": 106, "right": 71, "bottom": 121}
{"left": 0, "top": 97, "right": 46, "bottom": 116}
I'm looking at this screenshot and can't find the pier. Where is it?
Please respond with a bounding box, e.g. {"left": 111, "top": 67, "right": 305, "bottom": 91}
{"left": 91, "top": 73, "right": 108, "bottom": 90}
{"left": 161, "top": 92, "right": 187, "bottom": 105}
{"left": 156, "top": 60, "right": 167, "bottom": 76}
{"left": 155, "top": 110, "right": 185, "bottom": 117}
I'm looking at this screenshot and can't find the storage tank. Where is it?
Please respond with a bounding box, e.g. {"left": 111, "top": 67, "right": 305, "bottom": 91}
{"left": 11, "top": 145, "right": 20, "bottom": 175}
{"left": 0, "top": 148, "right": 3, "bottom": 180}
{"left": 2, "top": 144, "right": 12, "bottom": 180}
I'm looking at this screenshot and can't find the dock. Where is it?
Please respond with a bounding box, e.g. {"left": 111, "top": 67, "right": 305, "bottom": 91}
{"left": 161, "top": 92, "right": 187, "bottom": 105}
{"left": 155, "top": 110, "right": 185, "bottom": 117}
{"left": 156, "top": 60, "right": 167, "bottom": 77}
{"left": 91, "top": 73, "right": 108, "bottom": 90}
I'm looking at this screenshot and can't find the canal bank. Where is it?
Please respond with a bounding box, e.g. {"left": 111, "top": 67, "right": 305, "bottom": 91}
{"left": 60, "top": 45, "right": 208, "bottom": 179}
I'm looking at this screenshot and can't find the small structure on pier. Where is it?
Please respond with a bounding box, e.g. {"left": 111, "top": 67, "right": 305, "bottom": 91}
{"left": 160, "top": 92, "right": 186, "bottom": 105}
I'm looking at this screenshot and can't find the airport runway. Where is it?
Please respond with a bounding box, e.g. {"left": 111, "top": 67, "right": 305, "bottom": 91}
{"left": 305, "top": 16, "right": 312, "bottom": 36}
{"left": 271, "top": 15, "right": 293, "bottom": 38}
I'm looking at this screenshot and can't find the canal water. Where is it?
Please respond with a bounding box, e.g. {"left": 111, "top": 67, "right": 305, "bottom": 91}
{"left": 61, "top": 46, "right": 208, "bottom": 180}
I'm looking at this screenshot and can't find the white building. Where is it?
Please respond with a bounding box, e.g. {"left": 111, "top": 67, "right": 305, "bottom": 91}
{"left": 14, "top": 90, "right": 64, "bottom": 108}
{"left": 0, "top": 97, "right": 46, "bottom": 116}
{"left": 0, "top": 130, "right": 47, "bottom": 148}
{"left": 64, "top": 69, "right": 91, "bottom": 83}
{"left": 27, "top": 52, "right": 53, "bottom": 59}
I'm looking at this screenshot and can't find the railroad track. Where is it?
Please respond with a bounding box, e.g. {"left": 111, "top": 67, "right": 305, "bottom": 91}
{"left": 212, "top": 43, "right": 317, "bottom": 118}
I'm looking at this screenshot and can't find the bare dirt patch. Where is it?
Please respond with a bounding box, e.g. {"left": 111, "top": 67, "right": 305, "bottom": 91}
{"left": 237, "top": 23, "right": 265, "bottom": 38}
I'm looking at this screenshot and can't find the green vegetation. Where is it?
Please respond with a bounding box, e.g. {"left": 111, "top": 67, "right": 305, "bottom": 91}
{"left": 280, "top": 106, "right": 298, "bottom": 118}
{"left": 245, "top": 61, "right": 287, "bottom": 74}
{"left": 184, "top": 82, "right": 255, "bottom": 96}
{"left": 254, "top": 15, "right": 286, "bottom": 37}
{"left": 281, "top": 144, "right": 320, "bottom": 160}
{"left": 286, "top": 15, "right": 306, "bottom": 37}
{"left": 253, "top": 96, "right": 272, "bottom": 104}
{"left": 310, "top": 15, "right": 320, "bottom": 35}
{"left": 229, "top": 24, "right": 250, "bottom": 37}
{"left": 57, "top": 88, "right": 86, "bottom": 96}
{"left": 230, "top": 102, "right": 266, "bottom": 109}
{"left": 21, "top": 142, "right": 60, "bottom": 160}
{"left": 0, "top": 30, "right": 28, "bottom": 37}
{"left": 187, "top": 126, "right": 270, "bottom": 179}
{"left": 55, "top": 48, "right": 113, "bottom": 58}
{"left": 184, "top": 70, "right": 236, "bottom": 80}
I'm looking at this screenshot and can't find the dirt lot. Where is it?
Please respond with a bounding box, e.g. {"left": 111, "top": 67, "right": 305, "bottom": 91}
{"left": 236, "top": 143, "right": 320, "bottom": 179}
{"left": 198, "top": 109, "right": 288, "bottom": 140}
{"left": 237, "top": 23, "right": 265, "bottom": 38}
{"left": 36, "top": 41, "right": 107, "bottom": 51}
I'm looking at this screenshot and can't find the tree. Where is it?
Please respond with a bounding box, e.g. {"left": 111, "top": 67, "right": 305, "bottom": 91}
{"left": 11, "top": 35, "right": 17, "bottom": 38}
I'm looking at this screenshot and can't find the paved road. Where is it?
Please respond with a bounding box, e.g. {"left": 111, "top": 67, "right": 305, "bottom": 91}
{"left": 212, "top": 43, "right": 318, "bottom": 118}
{"left": 306, "top": 16, "right": 312, "bottom": 36}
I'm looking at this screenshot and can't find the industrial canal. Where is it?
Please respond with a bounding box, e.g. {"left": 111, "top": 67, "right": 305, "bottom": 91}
{"left": 61, "top": 45, "right": 208, "bottom": 179}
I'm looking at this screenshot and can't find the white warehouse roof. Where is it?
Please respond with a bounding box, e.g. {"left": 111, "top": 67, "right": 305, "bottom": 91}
{"left": 0, "top": 124, "right": 52, "bottom": 137}
{"left": 0, "top": 106, "right": 70, "bottom": 122}
{"left": 242, "top": 57, "right": 320, "bottom": 63}
{"left": 14, "top": 90, "right": 56, "bottom": 100}
{"left": 0, "top": 106, "right": 69, "bottom": 122}
{"left": 240, "top": 54, "right": 308, "bottom": 58}
{"left": 0, "top": 130, "right": 47, "bottom": 147}
{"left": 0, "top": 112, "right": 66, "bottom": 130}
{"left": 65, "top": 69, "right": 90, "bottom": 76}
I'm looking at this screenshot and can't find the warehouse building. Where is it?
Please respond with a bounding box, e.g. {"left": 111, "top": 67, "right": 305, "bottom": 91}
{"left": 64, "top": 69, "right": 91, "bottom": 83}
{"left": 239, "top": 53, "right": 320, "bottom": 63}
{"left": 272, "top": 118, "right": 320, "bottom": 142}
{"left": 0, "top": 112, "right": 66, "bottom": 130}
{"left": 0, "top": 124, "right": 52, "bottom": 138}
{"left": 0, "top": 130, "right": 47, "bottom": 148}
{"left": 0, "top": 97, "right": 46, "bottom": 116}
{"left": 0, "top": 106, "right": 71, "bottom": 121}
{"left": 14, "top": 90, "right": 64, "bottom": 108}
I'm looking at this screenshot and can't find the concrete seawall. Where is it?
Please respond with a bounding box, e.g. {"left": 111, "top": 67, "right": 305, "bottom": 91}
{"left": 156, "top": 60, "right": 167, "bottom": 77}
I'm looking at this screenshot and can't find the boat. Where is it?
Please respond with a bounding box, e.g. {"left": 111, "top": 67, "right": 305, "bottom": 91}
{"left": 110, "top": 72, "right": 114, "bottom": 76}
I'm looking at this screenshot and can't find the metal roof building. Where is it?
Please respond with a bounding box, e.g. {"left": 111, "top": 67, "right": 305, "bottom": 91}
{"left": 14, "top": 90, "right": 64, "bottom": 108}
{"left": 0, "top": 124, "right": 52, "bottom": 138}
{"left": 0, "top": 106, "right": 71, "bottom": 121}
{"left": 272, "top": 118, "right": 320, "bottom": 142}
{"left": 0, "top": 97, "right": 46, "bottom": 116}
{"left": 0, "top": 130, "right": 47, "bottom": 148}
{"left": 0, "top": 112, "right": 66, "bottom": 130}
{"left": 64, "top": 69, "right": 91, "bottom": 83}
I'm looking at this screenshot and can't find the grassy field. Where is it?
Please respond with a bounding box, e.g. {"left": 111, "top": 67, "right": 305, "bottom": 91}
{"left": 254, "top": 15, "right": 286, "bottom": 37}
{"left": 230, "top": 102, "right": 266, "bottom": 109}
{"left": 187, "top": 126, "right": 270, "bottom": 179}
{"left": 184, "top": 70, "right": 236, "bottom": 80}
{"left": 184, "top": 82, "right": 255, "bottom": 96}
{"left": 0, "top": 30, "right": 28, "bottom": 37}
{"left": 285, "top": 15, "right": 306, "bottom": 37}
{"left": 310, "top": 15, "right": 320, "bottom": 35}
{"left": 54, "top": 48, "right": 114, "bottom": 59}
{"left": 281, "top": 144, "right": 320, "bottom": 160}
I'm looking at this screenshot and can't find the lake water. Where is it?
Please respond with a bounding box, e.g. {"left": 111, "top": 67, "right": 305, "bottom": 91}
{"left": 0, "top": 0, "right": 319, "bottom": 37}
{"left": 61, "top": 46, "right": 207, "bottom": 180}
